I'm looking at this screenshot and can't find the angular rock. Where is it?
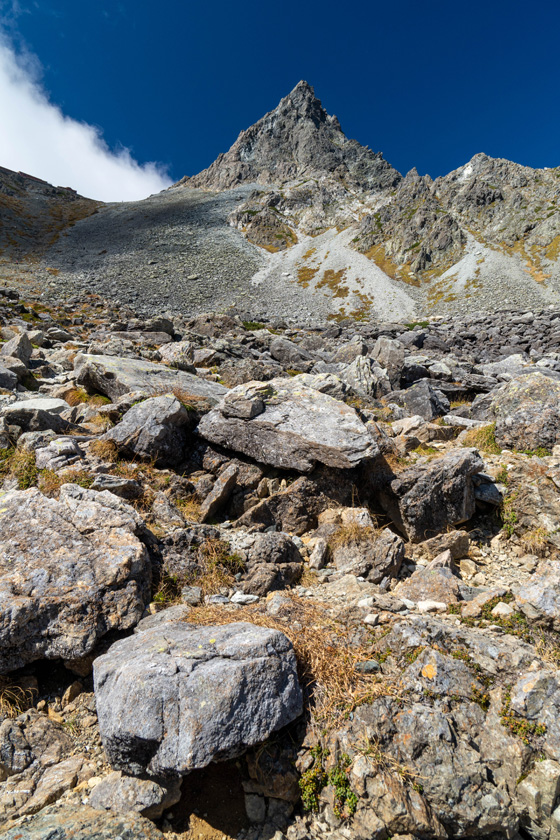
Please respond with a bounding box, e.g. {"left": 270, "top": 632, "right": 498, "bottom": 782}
{"left": 200, "top": 463, "right": 238, "bottom": 522}
{"left": 386, "top": 379, "right": 450, "bottom": 421}
{"left": 0, "top": 485, "right": 150, "bottom": 673}
{"left": 396, "top": 565, "right": 461, "bottom": 604}
{"left": 102, "top": 394, "right": 192, "bottom": 466}
{"left": 380, "top": 448, "right": 483, "bottom": 542}
{"left": 198, "top": 378, "right": 379, "bottom": 472}
{"left": 88, "top": 771, "right": 182, "bottom": 819}
{"left": 94, "top": 621, "right": 303, "bottom": 776}
{"left": 515, "top": 561, "right": 560, "bottom": 629}
{"left": 339, "top": 355, "right": 391, "bottom": 399}
{"left": 0, "top": 364, "right": 17, "bottom": 390}
{"left": 75, "top": 353, "right": 227, "bottom": 405}
{"left": 158, "top": 340, "right": 196, "bottom": 372}
{"left": 1, "top": 804, "right": 166, "bottom": 839}
{"left": 331, "top": 527, "right": 405, "bottom": 583}
{"left": 0, "top": 332, "right": 32, "bottom": 365}
{"left": 471, "top": 372, "right": 560, "bottom": 450}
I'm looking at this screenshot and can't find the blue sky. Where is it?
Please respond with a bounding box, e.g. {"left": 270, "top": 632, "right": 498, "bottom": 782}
{"left": 0, "top": 0, "right": 559, "bottom": 200}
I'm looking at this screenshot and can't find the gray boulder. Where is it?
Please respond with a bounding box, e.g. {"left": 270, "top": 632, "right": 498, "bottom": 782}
{"left": 88, "top": 771, "right": 182, "bottom": 819}
{"left": 380, "top": 448, "right": 484, "bottom": 542}
{"left": 197, "top": 378, "right": 379, "bottom": 472}
{"left": 387, "top": 378, "right": 450, "bottom": 421}
{"left": 372, "top": 336, "right": 405, "bottom": 388}
{"left": 339, "top": 355, "right": 391, "bottom": 399}
{"left": 200, "top": 462, "right": 238, "bottom": 522}
{"left": 331, "top": 527, "right": 405, "bottom": 583}
{"left": 74, "top": 353, "right": 227, "bottom": 405}
{"left": 0, "top": 332, "right": 32, "bottom": 365}
{"left": 0, "top": 485, "right": 150, "bottom": 673}
{"left": 158, "top": 339, "right": 196, "bottom": 372}
{"left": 515, "top": 561, "right": 560, "bottom": 629}
{"left": 93, "top": 621, "right": 302, "bottom": 776}
{"left": 102, "top": 394, "right": 192, "bottom": 466}
{"left": 471, "top": 372, "right": 560, "bottom": 451}
{"left": 0, "top": 364, "right": 18, "bottom": 390}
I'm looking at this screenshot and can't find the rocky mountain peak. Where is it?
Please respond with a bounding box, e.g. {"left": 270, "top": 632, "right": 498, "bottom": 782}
{"left": 178, "top": 81, "right": 401, "bottom": 193}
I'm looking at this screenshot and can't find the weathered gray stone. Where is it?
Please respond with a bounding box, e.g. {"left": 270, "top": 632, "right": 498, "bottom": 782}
{"left": 339, "top": 355, "right": 391, "bottom": 399}
{"left": 88, "top": 771, "right": 182, "bottom": 819}
{"left": 387, "top": 379, "right": 450, "bottom": 421}
{"left": 331, "top": 527, "right": 405, "bottom": 583}
{"left": 472, "top": 372, "right": 560, "bottom": 450}
{"left": 0, "top": 804, "right": 166, "bottom": 839}
{"left": 380, "top": 448, "right": 483, "bottom": 542}
{"left": 93, "top": 621, "right": 302, "bottom": 776}
{"left": 0, "top": 485, "right": 150, "bottom": 673}
{"left": 200, "top": 463, "right": 238, "bottom": 522}
{"left": 74, "top": 353, "right": 227, "bottom": 405}
{"left": 515, "top": 562, "right": 560, "bottom": 629}
{"left": 197, "top": 378, "right": 379, "bottom": 472}
{"left": 102, "top": 394, "right": 191, "bottom": 466}
{"left": 0, "top": 332, "right": 32, "bottom": 365}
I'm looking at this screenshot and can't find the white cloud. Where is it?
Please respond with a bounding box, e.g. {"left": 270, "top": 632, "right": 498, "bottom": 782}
{"left": 0, "top": 32, "right": 171, "bottom": 201}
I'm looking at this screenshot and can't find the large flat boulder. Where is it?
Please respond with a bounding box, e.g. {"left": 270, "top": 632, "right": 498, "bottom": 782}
{"left": 0, "top": 485, "right": 150, "bottom": 673}
{"left": 379, "top": 448, "right": 483, "bottom": 542}
{"left": 102, "top": 394, "right": 192, "bottom": 466}
{"left": 93, "top": 620, "right": 302, "bottom": 776}
{"left": 74, "top": 353, "right": 228, "bottom": 405}
{"left": 197, "top": 378, "right": 379, "bottom": 472}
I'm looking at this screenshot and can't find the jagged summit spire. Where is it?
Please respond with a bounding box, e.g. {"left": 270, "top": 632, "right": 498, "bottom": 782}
{"left": 178, "top": 83, "right": 400, "bottom": 193}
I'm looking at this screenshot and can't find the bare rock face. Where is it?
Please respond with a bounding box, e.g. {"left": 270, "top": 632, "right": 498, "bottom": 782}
{"left": 379, "top": 448, "right": 484, "bottom": 542}
{"left": 0, "top": 485, "right": 150, "bottom": 673}
{"left": 93, "top": 620, "right": 303, "bottom": 776}
{"left": 182, "top": 81, "right": 401, "bottom": 194}
{"left": 197, "top": 378, "right": 379, "bottom": 472}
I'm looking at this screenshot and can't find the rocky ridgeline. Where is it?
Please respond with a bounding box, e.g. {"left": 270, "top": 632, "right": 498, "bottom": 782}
{"left": 4, "top": 289, "right": 560, "bottom": 839}
{"left": 2, "top": 82, "right": 560, "bottom": 325}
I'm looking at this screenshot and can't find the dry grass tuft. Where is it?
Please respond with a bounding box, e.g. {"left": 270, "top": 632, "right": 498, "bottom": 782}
{"left": 187, "top": 596, "right": 391, "bottom": 727}
{"left": 38, "top": 469, "right": 63, "bottom": 497}
{"left": 329, "top": 523, "right": 377, "bottom": 551}
{"left": 0, "top": 678, "right": 37, "bottom": 718}
{"left": 88, "top": 439, "right": 119, "bottom": 462}
{"left": 176, "top": 495, "right": 202, "bottom": 522}
{"left": 522, "top": 527, "right": 550, "bottom": 557}
{"left": 462, "top": 423, "right": 501, "bottom": 455}
{"left": 0, "top": 448, "right": 38, "bottom": 489}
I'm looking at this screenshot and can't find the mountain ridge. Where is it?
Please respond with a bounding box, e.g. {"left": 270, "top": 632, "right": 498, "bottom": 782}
{"left": 0, "top": 81, "right": 559, "bottom": 321}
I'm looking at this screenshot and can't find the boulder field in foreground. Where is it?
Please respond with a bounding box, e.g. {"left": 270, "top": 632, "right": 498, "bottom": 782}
{"left": 197, "top": 377, "right": 379, "bottom": 472}
{"left": 93, "top": 620, "right": 303, "bottom": 776}
{"left": 0, "top": 485, "right": 150, "bottom": 673}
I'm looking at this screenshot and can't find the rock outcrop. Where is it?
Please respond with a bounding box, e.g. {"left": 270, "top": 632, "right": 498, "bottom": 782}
{"left": 0, "top": 485, "right": 150, "bottom": 672}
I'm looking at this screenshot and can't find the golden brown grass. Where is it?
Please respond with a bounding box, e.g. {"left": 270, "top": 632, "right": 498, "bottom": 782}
{"left": 329, "top": 523, "right": 377, "bottom": 551}
{"left": 0, "top": 678, "right": 37, "bottom": 718}
{"left": 187, "top": 596, "right": 392, "bottom": 727}
{"left": 0, "top": 448, "right": 38, "bottom": 489}
{"left": 65, "top": 387, "right": 111, "bottom": 408}
{"left": 88, "top": 439, "right": 119, "bottom": 462}
{"left": 521, "top": 527, "right": 550, "bottom": 557}
{"left": 176, "top": 495, "right": 202, "bottom": 522}
{"left": 462, "top": 423, "right": 502, "bottom": 455}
